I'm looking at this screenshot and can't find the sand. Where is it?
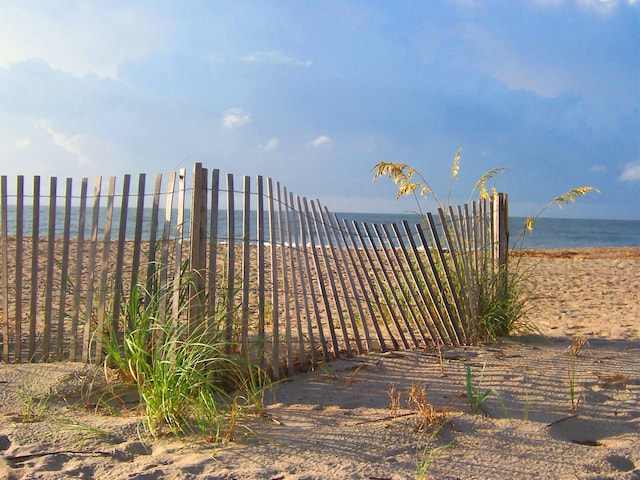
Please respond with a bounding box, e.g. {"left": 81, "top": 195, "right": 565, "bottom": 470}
{"left": 0, "top": 247, "right": 639, "bottom": 479}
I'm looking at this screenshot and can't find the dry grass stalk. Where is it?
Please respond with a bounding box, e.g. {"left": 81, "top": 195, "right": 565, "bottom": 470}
{"left": 565, "top": 334, "right": 588, "bottom": 357}
{"left": 388, "top": 384, "right": 401, "bottom": 416}
{"left": 407, "top": 383, "right": 447, "bottom": 432}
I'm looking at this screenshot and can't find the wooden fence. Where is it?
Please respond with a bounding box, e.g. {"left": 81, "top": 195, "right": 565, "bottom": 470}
{"left": 0, "top": 163, "right": 508, "bottom": 374}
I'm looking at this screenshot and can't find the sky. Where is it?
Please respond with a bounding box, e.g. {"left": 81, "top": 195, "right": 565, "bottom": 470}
{"left": 0, "top": 0, "right": 639, "bottom": 220}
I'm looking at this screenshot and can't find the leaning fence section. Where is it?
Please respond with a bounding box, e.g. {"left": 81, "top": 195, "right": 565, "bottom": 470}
{"left": 0, "top": 164, "right": 508, "bottom": 374}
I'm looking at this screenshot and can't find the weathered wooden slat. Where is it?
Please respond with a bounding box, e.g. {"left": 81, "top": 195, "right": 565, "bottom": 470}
{"left": 320, "top": 207, "right": 364, "bottom": 354}
{"left": 189, "top": 163, "right": 207, "bottom": 334}
{"left": 225, "top": 173, "right": 236, "bottom": 354}
{"left": 276, "top": 182, "right": 295, "bottom": 375}
{"left": 267, "top": 178, "right": 281, "bottom": 374}
{"left": 472, "top": 201, "right": 481, "bottom": 277}
{"left": 393, "top": 222, "right": 446, "bottom": 345}
{"left": 256, "top": 176, "right": 266, "bottom": 365}
{"left": 28, "top": 177, "right": 41, "bottom": 360}
{"left": 284, "top": 189, "right": 310, "bottom": 370}
{"left": 95, "top": 176, "right": 116, "bottom": 363}
{"left": 312, "top": 201, "right": 353, "bottom": 357}
{"left": 360, "top": 222, "right": 409, "bottom": 350}
{"left": 297, "top": 195, "right": 329, "bottom": 360}
{"left": 111, "top": 174, "right": 130, "bottom": 332}
{"left": 493, "top": 193, "right": 509, "bottom": 303}
{"left": 0, "top": 176, "right": 9, "bottom": 362}
{"left": 463, "top": 203, "right": 478, "bottom": 315}
{"left": 56, "top": 178, "right": 72, "bottom": 359}
{"left": 413, "top": 223, "right": 460, "bottom": 346}
{"left": 439, "top": 207, "right": 472, "bottom": 338}
{"left": 240, "top": 175, "right": 250, "bottom": 355}
{"left": 493, "top": 193, "right": 509, "bottom": 271}
{"left": 42, "top": 177, "right": 57, "bottom": 361}
{"left": 172, "top": 169, "right": 186, "bottom": 321}
{"left": 206, "top": 169, "right": 220, "bottom": 325}
{"left": 373, "top": 223, "right": 421, "bottom": 348}
{"left": 332, "top": 214, "right": 376, "bottom": 352}
{"left": 381, "top": 223, "right": 430, "bottom": 346}
{"left": 307, "top": 198, "right": 342, "bottom": 358}
{"left": 82, "top": 177, "right": 103, "bottom": 362}
{"left": 425, "top": 213, "right": 467, "bottom": 344}
{"left": 350, "top": 221, "right": 400, "bottom": 350}
{"left": 400, "top": 221, "right": 451, "bottom": 345}
{"left": 158, "top": 172, "right": 177, "bottom": 326}
{"left": 454, "top": 204, "right": 478, "bottom": 337}
{"left": 14, "top": 176, "right": 24, "bottom": 362}
{"left": 478, "top": 199, "right": 488, "bottom": 279}
{"left": 342, "top": 219, "right": 392, "bottom": 351}
{"left": 70, "top": 178, "right": 88, "bottom": 361}
{"left": 130, "top": 174, "right": 146, "bottom": 299}
{"left": 145, "top": 173, "right": 163, "bottom": 304}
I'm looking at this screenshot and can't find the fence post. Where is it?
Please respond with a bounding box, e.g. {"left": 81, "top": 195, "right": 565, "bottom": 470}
{"left": 189, "top": 163, "right": 208, "bottom": 334}
{"left": 492, "top": 193, "right": 509, "bottom": 300}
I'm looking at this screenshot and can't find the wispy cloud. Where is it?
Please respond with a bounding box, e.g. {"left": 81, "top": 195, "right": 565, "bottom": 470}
{"left": 307, "top": 135, "right": 334, "bottom": 148}
{"left": 620, "top": 161, "right": 640, "bottom": 181}
{"left": 242, "top": 51, "right": 312, "bottom": 67}
{"left": 262, "top": 137, "right": 279, "bottom": 151}
{"left": 0, "top": 4, "right": 169, "bottom": 78}
{"left": 35, "top": 120, "right": 89, "bottom": 164}
{"left": 221, "top": 108, "right": 252, "bottom": 129}
{"left": 577, "top": 0, "right": 637, "bottom": 11}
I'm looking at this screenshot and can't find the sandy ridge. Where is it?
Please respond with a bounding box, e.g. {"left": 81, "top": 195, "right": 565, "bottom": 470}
{"left": 0, "top": 247, "right": 638, "bottom": 479}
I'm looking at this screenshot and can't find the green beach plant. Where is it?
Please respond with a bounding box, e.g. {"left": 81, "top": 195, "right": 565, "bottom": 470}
{"left": 464, "top": 364, "right": 501, "bottom": 414}
{"left": 18, "top": 376, "right": 53, "bottom": 422}
{"left": 416, "top": 425, "right": 450, "bottom": 480}
{"left": 566, "top": 334, "right": 587, "bottom": 412}
{"left": 372, "top": 151, "right": 519, "bottom": 342}
{"left": 372, "top": 150, "right": 599, "bottom": 343}
{"left": 101, "top": 274, "right": 271, "bottom": 440}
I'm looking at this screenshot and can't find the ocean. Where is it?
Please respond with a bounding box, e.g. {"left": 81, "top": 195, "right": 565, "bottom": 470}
{"left": 336, "top": 213, "right": 640, "bottom": 250}
{"left": 2, "top": 205, "right": 639, "bottom": 250}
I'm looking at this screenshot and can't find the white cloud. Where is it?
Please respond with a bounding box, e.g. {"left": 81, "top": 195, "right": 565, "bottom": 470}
{"left": 620, "top": 161, "right": 640, "bottom": 181}
{"left": 0, "top": 2, "right": 170, "bottom": 79}
{"left": 307, "top": 135, "right": 334, "bottom": 148}
{"left": 15, "top": 138, "right": 30, "bottom": 149}
{"left": 221, "top": 108, "right": 252, "bottom": 129}
{"left": 241, "top": 51, "right": 312, "bottom": 67}
{"left": 263, "top": 137, "right": 279, "bottom": 151}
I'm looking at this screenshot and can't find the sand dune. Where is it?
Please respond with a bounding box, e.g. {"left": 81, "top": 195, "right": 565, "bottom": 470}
{"left": 1, "top": 247, "right": 639, "bottom": 479}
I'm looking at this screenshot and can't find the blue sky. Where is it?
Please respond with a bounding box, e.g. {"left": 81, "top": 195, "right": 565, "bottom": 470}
{"left": 1, "top": 0, "right": 639, "bottom": 220}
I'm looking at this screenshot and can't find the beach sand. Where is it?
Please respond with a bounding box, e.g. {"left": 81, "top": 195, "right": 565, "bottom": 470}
{"left": 0, "top": 247, "right": 639, "bottom": 479}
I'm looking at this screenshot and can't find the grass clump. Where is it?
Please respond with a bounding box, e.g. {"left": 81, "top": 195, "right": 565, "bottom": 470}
{"left": 102, "top": 282, "right": 271, "bottom": 441}
{"left": 416, "top": 426, "right": 450, "bottom": 480}
{"left": 18, "top": 376, "right": 53, "bottom": 423}
{"left": 464, "top": 364, "right": 501, "bottom": 415}
{"left": 372, "top": 149, "right": 598, "bottom": 344}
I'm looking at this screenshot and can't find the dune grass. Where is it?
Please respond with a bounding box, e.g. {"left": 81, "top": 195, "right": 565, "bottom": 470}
{"left": 372, "top": 150, "right": 598, "bottom": 344}
{"left": 101, "top": 277, "right": 271, "bottom": 441}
